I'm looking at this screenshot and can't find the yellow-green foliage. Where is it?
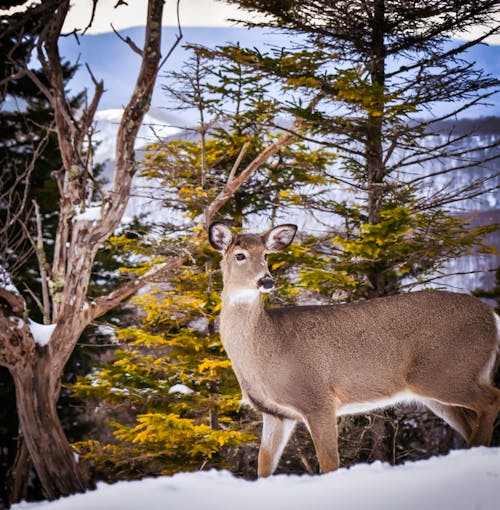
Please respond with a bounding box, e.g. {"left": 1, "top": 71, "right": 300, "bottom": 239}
{"left": 72, "top": 248, "right": 258, "bottom": 480}
{"left": 298, "top": 204, "right": 498, "bottom": 300}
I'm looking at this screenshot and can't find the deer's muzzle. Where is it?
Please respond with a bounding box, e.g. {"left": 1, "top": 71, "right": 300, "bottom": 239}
{"left": 258, "top": 276, "right": 275, "bottom": 293}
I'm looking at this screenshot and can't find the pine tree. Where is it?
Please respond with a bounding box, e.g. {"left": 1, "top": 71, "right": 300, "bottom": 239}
{"left": 200, "top": 0, "right": 500, "bottom": 466}
{"left": 222, "top": 0, "right": 499, "bottom": 298}
{"left": 69, "top": 46, "right": 337, "bottom": 479}
{"left": 71, "top": 5, "right": 500, "bottom": 475}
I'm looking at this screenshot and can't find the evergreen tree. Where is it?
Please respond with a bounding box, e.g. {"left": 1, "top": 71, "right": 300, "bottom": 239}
{"left": 217, "top": 0, "right": 499, "bottom": 465}
{"left": 222, "top": 0, "right": 499, "bottom": 298}
{"left": 70, "top": 46, "right": 337, "bottom": 479}
{"left": 72, "top": 246, "right": 256, "bottom": 480}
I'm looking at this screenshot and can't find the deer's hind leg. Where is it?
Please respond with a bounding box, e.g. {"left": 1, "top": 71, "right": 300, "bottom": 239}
{"left": 422, "top": 399, "right": 475, "bottom": 443}
{"left": 258, "top": 413, "right": 296, "bottom": 477}
{"left": 467, "top": 384, "right": 500, "bottom": 447}
{"left": 416, "top": 382, "right": 500, "bottom": 447}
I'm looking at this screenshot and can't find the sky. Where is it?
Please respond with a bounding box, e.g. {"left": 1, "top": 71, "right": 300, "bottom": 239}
{"left": 63, "top": 0, "right": 500, "bottom": 43}
{"left": 62, "top": 0, "right": 268, "bottom": 31}
{"left": 0, "top": 0, "right": 267, "bottom": 32}
{"left": 2, "top": 0, "right": 499, "bottom": 116}
{"left": 2, "top": 0, "right": 499, "bottom": 43}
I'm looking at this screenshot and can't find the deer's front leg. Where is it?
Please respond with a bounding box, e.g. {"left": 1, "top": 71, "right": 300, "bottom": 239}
{"left": 305, "top": 407, "right": 340, "bottom": 473}
{"left": 258, "top": 413, "right": 296, "bottom": 477}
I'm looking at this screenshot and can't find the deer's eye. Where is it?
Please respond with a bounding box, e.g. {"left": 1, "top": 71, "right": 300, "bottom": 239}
{"left": 235, "top": 253, "right": 246, "bottom": 261}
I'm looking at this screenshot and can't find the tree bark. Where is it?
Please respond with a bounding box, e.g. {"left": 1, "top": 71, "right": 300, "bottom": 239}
{"left": 10, "top": 351, "right": 94, "bottom": 500}
{"left": 366, "top": 0, "right": 388, "bottom": 298}
{"left": 5, "top": 435, "right": 30, "bottom": 506}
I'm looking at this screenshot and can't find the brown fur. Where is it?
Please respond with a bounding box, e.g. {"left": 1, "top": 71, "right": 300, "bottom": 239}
{"left": 209, "top": 223, "right": 500, "bottom": 477}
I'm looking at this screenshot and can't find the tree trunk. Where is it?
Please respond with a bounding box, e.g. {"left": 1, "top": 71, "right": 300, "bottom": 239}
{"left": 4, "top": 435, "right": 30, "bottom": 506}
{"left": 0, "top": 287, "right": 93, "bottom": 502}
{"left": 8, "top": 345, "right": 94, "bottom": 501}
{"left": 366, "top": 0, "right": 387, "bottom": 298}
{"left": 0, "top": 0, "right": 167, "bottom": 502}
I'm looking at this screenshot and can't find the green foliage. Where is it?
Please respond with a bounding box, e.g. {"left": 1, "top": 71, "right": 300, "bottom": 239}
{"left": 142, "top": 46, "right": 337, "bottom": 225}
{"left": 215, "top": 0, "right": 499, "bottom": 299}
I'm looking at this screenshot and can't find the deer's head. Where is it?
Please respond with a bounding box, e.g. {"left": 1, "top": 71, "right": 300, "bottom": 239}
{"left": 209, "top": 223, "right": 297, "bottom": 303}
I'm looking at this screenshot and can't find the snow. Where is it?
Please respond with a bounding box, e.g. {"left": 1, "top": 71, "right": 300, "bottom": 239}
{"left": 92, "top": 109, "right": 181, "bottom": 167}
{"left": 11, "top": 447, "right": 500, "bottom": 510}
{"left": 28, "top": 320, "right": 56, "bottom": 347}
{"left": 90, "top": 108, "right": 181, "bottom": 222}
{"left": 0, "top": 266, "right": 21, "bottom": 295}
{"left": 168, "top": 384, "right": 194, "bottom": 395}
{"left": 73, "top": 206, "right": 101, "bottom": 223}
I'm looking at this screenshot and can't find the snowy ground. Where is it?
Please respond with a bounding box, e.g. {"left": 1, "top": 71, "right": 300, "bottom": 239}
{"left": 13, "top": 447, "right": 500, "bottom": 510}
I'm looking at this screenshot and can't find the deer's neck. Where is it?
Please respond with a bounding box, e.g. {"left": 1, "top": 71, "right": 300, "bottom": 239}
{"left": 222, "top": 288, "right": 262, "bottom": 307}
{"left": 219, "top": 290, "right": 275, "bottom": 397}
{"left": 219, "top": 289, "right": 268, "bottom": 351}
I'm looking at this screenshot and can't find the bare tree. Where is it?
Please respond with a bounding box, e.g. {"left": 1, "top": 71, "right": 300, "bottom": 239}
{"left": 0, "top": 0, "right": 323, "bottom": 502}
{"left": 0, "top": 0, "right": 169, "bottom": 501}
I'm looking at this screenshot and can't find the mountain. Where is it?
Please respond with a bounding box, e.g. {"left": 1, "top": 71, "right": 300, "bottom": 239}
{"left": 91, "top": 108, "right": 182, "bottom": 221}
{"left": 58, "top": 27, "right": 500, "bottom": 118}
{"left": 91, "top": 108, "right": 499, "bottom": 296}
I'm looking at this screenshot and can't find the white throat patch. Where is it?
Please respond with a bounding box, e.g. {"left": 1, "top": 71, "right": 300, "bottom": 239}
{"left": 228, "top": 289, "right": 260, "bottom": 305}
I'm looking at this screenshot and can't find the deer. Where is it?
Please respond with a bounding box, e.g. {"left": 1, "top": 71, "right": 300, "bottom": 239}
{"left": 208, "top": 222, "right": 500, "bottom": 477}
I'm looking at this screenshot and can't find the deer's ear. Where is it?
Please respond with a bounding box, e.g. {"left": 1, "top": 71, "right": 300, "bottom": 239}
{"left": 209, "top": 223, "right": 233, "bottom": 252}
{"left": 263, "top": 224, "right": 297, "bottom": 252}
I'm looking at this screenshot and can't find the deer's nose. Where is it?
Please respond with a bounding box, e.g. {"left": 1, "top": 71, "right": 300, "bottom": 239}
{"left": 257, "top": 276, "right": 275, "bottom": 292}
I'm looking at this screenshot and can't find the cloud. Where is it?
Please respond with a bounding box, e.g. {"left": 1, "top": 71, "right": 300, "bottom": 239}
{"left": 62, "top": 0, "right": 268, "bottom": 34}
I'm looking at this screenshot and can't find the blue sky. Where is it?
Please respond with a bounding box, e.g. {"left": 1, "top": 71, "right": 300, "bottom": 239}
{"left": 58, "top": 26, "right": 500, "bottom": 119}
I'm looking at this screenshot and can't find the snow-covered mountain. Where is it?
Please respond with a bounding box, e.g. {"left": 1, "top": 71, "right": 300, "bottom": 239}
{"left": 92, "top": 109, "right": 499, "bottom": 296}
{"left": 93, "top": 108, "right": 182, "bottom": 168}
{"left": 92, "top": 108, "right": 182, "bottom": 221}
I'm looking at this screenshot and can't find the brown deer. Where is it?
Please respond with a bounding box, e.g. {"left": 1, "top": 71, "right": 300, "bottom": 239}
{"left": 208, "top": 222, "right": 500, "bottom": 477}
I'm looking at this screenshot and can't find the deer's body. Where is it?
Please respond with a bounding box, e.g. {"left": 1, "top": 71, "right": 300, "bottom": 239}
{"left": 222, "top": 290, "right": 498, "bottom": 419}
{"left": 209, "top": 223, "right": 500, "bottom": 477}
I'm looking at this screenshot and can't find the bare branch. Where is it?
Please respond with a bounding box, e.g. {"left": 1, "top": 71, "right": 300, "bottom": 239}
{"left": 227, "top": 138, "right": 252, "bottom": 183}
{"left": 111, "top": 23, "right": 143, "bottom": 56}
{"left": 158, "top": 0, "right": 183, "bottom": 71}
{"left": 89, "top": 257, "right": 184, "bottom": 321}
{"left": 203, "top": 91, "right": 325, "bottom": 226}
{"left": 81, "top": 0, "right": 99, "bottom": 35}
{"left": 23, "top": 283, "right": 45, "bottom": 318}
{"left": 0, "top": 131, "right": 48, "bottom": 276}
{"left": 79, "top": 63, "right": 104, "bottom": 142}
{"left": 32, "top": 201, "right": 51, "bottom": 324}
